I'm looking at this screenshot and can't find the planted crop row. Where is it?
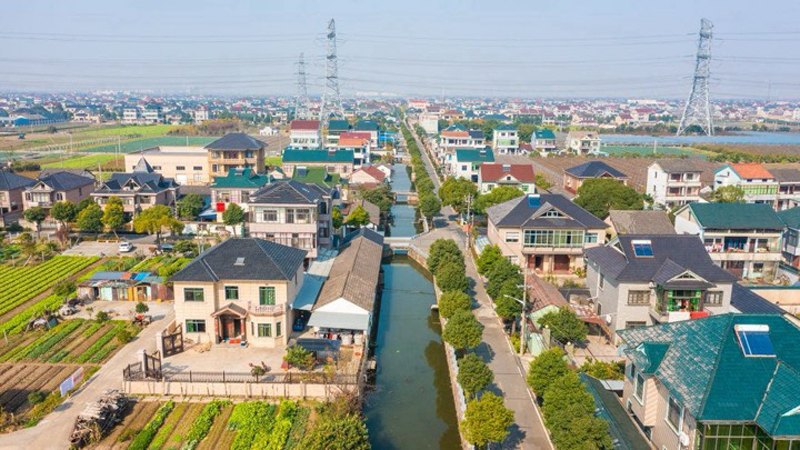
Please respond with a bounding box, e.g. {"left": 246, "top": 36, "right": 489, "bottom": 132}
{"left": 70, "top": 323, "right": 125, "bottom": 363}
{"left": 228, "top": 402, "right": 277, "bottom": 450}
{"left": 264, "top": 401, "right": 297, "bottom": 450}
{"left": 14, "top": 320, "right": 84, "bottom": 361}
{"left": 129, "top": 402, "right": 175, "bottom": 450}
{"left": 0, "top": 320, "right": 79, "bottom": 362}
{"left": 182, "top": 400, "right": 231, "bottom": 450}
{"left": 0, "top": 293, "right": 64, "bottom": 336}
{"left": 0, "top": 256, "right": 96, "bottom": 314}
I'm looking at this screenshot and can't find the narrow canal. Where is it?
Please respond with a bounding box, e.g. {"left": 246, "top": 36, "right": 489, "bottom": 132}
{"left": 388, "top": 163, "right": 419, "bottom": 237}
{"left": 363, "top": 163, "right": 460, "bottom": 449}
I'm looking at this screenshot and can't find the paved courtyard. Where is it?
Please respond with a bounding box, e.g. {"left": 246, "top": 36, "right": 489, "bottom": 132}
{"left": 71, "top": 300, "right": 174, "bottom": 321}
{"left": 162, "top": 345, "right": 287, "bottom": 374}
{"left": 62, "top": 234, "right": 156, "bottom": 257}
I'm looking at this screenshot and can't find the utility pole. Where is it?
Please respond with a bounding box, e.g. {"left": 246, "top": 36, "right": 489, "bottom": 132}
{"left": 520, "top": 272, "right": 528, "bottom": 357}
{"left": 319, "top": 19, "right": 344, "bottom": 123}
{"left": 677, "top": 19, "right": 714, "bottom": 136}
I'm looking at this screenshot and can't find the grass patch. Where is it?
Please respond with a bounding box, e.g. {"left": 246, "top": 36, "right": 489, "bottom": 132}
{"left": 41, "top": 153, "right": 121, "bottom": 170}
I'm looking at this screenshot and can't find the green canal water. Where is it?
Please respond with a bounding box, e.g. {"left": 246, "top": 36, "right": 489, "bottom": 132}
{"left": 364, "top": 261, "right": 461, "bottom": 449}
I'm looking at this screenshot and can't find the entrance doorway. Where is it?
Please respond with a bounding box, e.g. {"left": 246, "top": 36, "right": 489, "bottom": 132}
{"left": 553, "top": 255, "right": 571, "bottom": 272}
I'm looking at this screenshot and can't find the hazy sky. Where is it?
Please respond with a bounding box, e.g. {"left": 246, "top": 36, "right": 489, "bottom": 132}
{"left": 2, "top": 0, "right": 799, "bottom": 99}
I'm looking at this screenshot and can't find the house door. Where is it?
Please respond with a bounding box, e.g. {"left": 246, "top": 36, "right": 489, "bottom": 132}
{"left": 530, "top": 255, "right": 544, "bottom": 271}
{"left": 554, "top": 255, "right": 571, "bottom": 272}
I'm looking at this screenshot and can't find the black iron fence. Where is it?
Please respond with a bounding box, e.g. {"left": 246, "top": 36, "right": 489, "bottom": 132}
{"left": 123, "top": 363, "right": 358, "bottom": 386}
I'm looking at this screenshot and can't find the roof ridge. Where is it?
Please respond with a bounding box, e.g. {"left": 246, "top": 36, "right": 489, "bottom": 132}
{"left": 755, "top": 364, "right": 784, "bottom": 431}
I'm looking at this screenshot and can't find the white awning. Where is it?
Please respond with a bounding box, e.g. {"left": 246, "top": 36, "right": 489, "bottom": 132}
{"left": 307, "top": 311, "right": 369, "bottom": 331}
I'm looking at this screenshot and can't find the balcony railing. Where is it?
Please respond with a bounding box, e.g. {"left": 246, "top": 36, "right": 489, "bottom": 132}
{"left": 247, "top": 302, "right": 287, "bottom": 316}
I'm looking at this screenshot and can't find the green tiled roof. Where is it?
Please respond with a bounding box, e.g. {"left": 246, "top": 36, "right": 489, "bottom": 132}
{"left": 327, "top": 119, "right": 350, "bottom": 131}
{"left": 618, "top": 314, "right": 800, "bottom": 434}
{"left": 354, "top": 120, "right": 378, "bottom": 131}
{"left": 534, "top": 129, "right": 556, "bottom": 140}
{"left": 282, "top": 149, "right": 354, "bottom": 163}
{"left": 292, "top": 166, "right": 341, "bottom": 188}
{"left": 455, "top": 148, "right": 495, "bottom": 163}
{"left": 778, "top": 206, "right": 800, "bottom": 229}
{"left": 495, "top": 124, "right": 516, "bottom": 131}
{"left": 689, "top": 202, "right": 785, "bottom": 230}
{"left": 211, "top": 168, "right": 271, "bottom": 189}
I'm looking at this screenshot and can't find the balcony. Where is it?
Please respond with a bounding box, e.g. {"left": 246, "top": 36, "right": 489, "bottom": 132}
{"left": 247, "top": 302, "right": 287, "bottom": 316}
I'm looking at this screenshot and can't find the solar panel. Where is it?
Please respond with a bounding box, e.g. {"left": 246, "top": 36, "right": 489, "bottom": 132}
{"left": 527, "top": 195, "right": 541, "bottom": 208}
{"left": 736, "top": 325, "right": 776, "bottom": 357}
{"left": 632, "top": 240, "right": 653, "bottom": 257}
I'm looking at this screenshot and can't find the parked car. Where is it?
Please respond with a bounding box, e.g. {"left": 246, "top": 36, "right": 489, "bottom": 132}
{"left": 158, "top": 242, "right": 174, "bottom": 253}
{"left": 119, "top": 241, "right": 133, "bottom": 253}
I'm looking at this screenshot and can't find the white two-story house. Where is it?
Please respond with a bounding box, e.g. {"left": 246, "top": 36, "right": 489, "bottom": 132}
{"left": 714, "top": 163, "right": 778, "bottom": 207}
{"left": 646, "top": 160, "right": 704, "bottom": 209}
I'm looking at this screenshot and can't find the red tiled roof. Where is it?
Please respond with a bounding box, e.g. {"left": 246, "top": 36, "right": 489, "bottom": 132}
{"left": 354, "top": 165, "right": 386, "bottom": 182}
{"left": 730, "top": 163, "right": 774, "bottom": 180}
{"left": 338, "top": 137, "right": 368, "bottom": 147}
{"left": 440, "top": 130, "right": 469, "bottom": 138}
{"left": 290, "top": 120, "right": 320, "bottom": 131}
{"left": 519, "top": 142, "right": 533, "bottom": 151}
{"left": 479, "top": 163, "right": 535, "bottom": 183}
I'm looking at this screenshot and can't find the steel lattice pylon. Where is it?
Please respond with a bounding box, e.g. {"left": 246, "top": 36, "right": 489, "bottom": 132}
{"left": 677, "top": 18, "right": 714, "bottom": 136}
{"left": 319, "top": 19, "right": 344, "bottom": 123}
{"left": 294, "top": 53, "right": 309, "bottom": 120}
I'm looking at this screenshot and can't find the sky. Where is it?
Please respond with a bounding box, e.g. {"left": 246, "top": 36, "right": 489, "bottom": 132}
{"left": 1, "top": 0, "right": 800, "bottom": 99}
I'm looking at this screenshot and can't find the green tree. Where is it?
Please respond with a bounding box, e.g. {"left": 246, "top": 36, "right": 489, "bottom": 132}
{"left": 476, "top": 244, "right": 503, "bottom": 276}
{"left": 132, "top": 205, "right": 183, "bottom": 243}
{"left": 436, "top": 261, "right": 469, "bottom": 292}
{"left": 24, "top": 207, "right": 46, "bottom": 238}
{"left": 542, "top": 371, "right": 613, "bottom": 450}
{"left": 712, "top": 185, "right": 746, "bottom": 203}
{"left": 331, "top": 208, "right": 343, "bottom": 229}
{"left": 418, "top": 192, "right": 441, "bottom": 221}
{"left": 439, "top": 290, "right": 472, "bottom": 319}
{"left": 443, "top": 310, "right": 484, "bottom": 351}
{"left": 173, "top": 239, "right": 198, "bottom": 254}
{"left": 135, "top": 301, "right": 149, "bottom": 314}
{"left": 51, "top": 200, "right": 78, "bottom": 228}
{"left": 494, "top": 279, "right": 523, "bottom": 321}
{"left": 534, "top": 174, "right": 553, "bottom": 191}
{"left": 427, "top": 238, "right": 463, "bottom": 275}
{"left": 176, "top": 193, "right": 206, "bottom": 220}
{"left": 102, "top": 197, "right": 126, "bottom": 239}
{"left": 345, "top": 205, "right": 371, "bottom": 227}
{"left": 574, "top": 178, "right": 643, "bottom": 219}
{"left": 461, "top": 392, "right": 514, "bottom": 448}
{"left": 538, "top": 306, "right": 588, "bottom": 344}
{"left": 457, "top": 353, "right": 494, "bottom": 398}
{"left": 356, "top": 184, "right": 393, "bottom": 214}
{"left": 300, "top": 414, "right": 370, "bottom": 450}
{"left": 284, "top": 345, "right": 315, "bottom": 370}
{"left": 439, "top": 177, "right": 478, "bottom": 213}
{"left": 475, "top": 186, "right": 524, "bottom": 214}
{"left": 527, "top": 348, "right": 570, "bottom": 395}
{"left": 77, "top": 203, "right": 103, "bottom": 235}
{"left": 486, "top": 258, "right": 522, "bottom": 300}
{"left": 77, "top": 197, "right": 94, "bottom": 212}
{"left": 54, "top": 279, "right": 75, "bottom": 300}
{"left": 221, "top": 203, "right": 244, "bottom": 237}
{"left": 578, "top": 359, "right": 624, "bottom": 380}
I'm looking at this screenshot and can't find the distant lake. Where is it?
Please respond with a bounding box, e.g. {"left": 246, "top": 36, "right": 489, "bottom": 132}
{"left": 601, "top": 132, "right": 800, "bottom": 146}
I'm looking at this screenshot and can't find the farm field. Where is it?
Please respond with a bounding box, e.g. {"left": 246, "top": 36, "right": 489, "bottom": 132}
{"left": 80, "top": 136, "right": 218, "bottom": 153}
{"left": 94, "top": 400, "right": 313, "bottom": 450}
{"left": 601, "top": 145, "right": 702, "bottom": 157}
{"left": 41, "top": 153, "right": 123, "bottom": 170}
{"left": 75, "top": 124, "right": 177, "bottom": 137}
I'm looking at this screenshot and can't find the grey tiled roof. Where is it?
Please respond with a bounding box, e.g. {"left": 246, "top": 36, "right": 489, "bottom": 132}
{"left": 205, "top": 133, "right": 267, "bottom": 150}
{"left": 315, "top": 229, "right": 384, "bottom": 312}
{"left": 731, "top": 284, "right": 786, "bottom": 314}
{"left": 0, "top": 170, "right": 35, "bottom": 191}
{"left": 652, "top": 159, "right": 705, "bottom": 173}
{"left": 565, "top": 161, "right": 627, "bottom": 178}
{"left": 487, "top": 194, "right": 607, "bottom": 229}
{"left": 769, "top": 168, "right": 800, "bottom": 183}
{"left": 97, "top": 172, "right": 177, "bottom": 194}
{"left": 249, "top": 180, "right": 329, "bottom": 205}
{"left": 608, "top": 210, "right": 675, "bottom": 235}
{"left": 170, "top": 238, "right": 306, "bottom": 282}
{"left": 34, "top": 171, "right": 94, "bottom": 191}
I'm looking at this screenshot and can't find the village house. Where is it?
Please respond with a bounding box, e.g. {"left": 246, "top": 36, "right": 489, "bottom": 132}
{"left": 0, "top": 170, "right": 35, "bottom": 226}
{"left": 170, "top": 238, "right": 307, "bottom": 348}
{"left": 124, "top": 146, "right": 209, "bottom": 185}
{"left": 486, "top": 193, "right": 607, "bottom": 275}
{"left": 478, "top": 163, "right": 536, "bottom": 194}
{"left": 349, "top": 166, "right": 386, "bottom": 188}
{"left": 492, "top": 125, "right": 519, "bottom": 155}
{"left": 778, "top": 207, "right": 800, "bottom": 269}
{"left": 247, "top": 180, "right": 334, "bottom": 259}
{"left": 565, "top": 131, "right": 601, "bottom": 154}
{"left": 281, "top": 149, "right": 355, "bottom": 178}
{"left": 91, "top": 159, "right": 179, "bottom": 214}
{"left": 606, "top": 210, "right": 676, "bottom": 239}
{"left": 22, "top": 171, "right": 94, "bottom": 212}
{"left": 646, "top": 160, "right": 705, "bottom": 209}
{"left": 353, "top": 120, "right": 380, "bottom": 147}
{"left": 585, "top": 234, "right": 737, "bottom": 337}
{"left": 714, "top": 163, "right": 778, "bottom": 207}
{"left": 532, "top": 129, "right": 557, "bottom": 154}
{"left": 563, "top": 161, "right": 627, "bottom": 194}
{"left": 325, "top": 119, "right": 350, "bottom": 147}
{"left": 78, "top": 271, "right": 170, "bottom": 302}
{"left": 336, "top": 133, "right": 371, "bottom": 167}
{"left": 210, "top": 168, "right": 272, "bottom": 220}
{"left": 451, "top": 148, "right": 495, "bottom": 181}
{"left": 290, "top": 120, "right": 322, "bottom": 149}
{"left": 206, "top": 133, "right": 267, "bottom": 178}
{"left": 675, "top": 203, "right": 784, "bottom": 283}
{"left": 769, "top": 167, "right": 800, "bottom": 211}
{"left": 618, "top": 314, "right": 800, "bottom": 450}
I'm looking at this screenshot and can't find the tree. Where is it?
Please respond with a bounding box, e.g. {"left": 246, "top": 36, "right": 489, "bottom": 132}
{"left": 443, "top": 310, "right": 484, "bottom": 351}
{"left": 427, "top": 238, "right": 463, "bottom": 275}
{"left": 461, "top": 392, "right": 514, "bottom": 448}
{"left": 51, "top": 201, "right": 77, "bottom": 228}
{"left": 538, "top": 306, "right": 588, "bottom": 344}
{"left": 712, "top": 185, "right": 746, "bottom": 203}
{"left": 578, "top": 359, "right": 625, "bottom": 380}
{"left": 102, "top": 197, "right": 126, "bottom": 239}
{"left": 356, "top": 184, "right": 393, "bottom": 214}
{"left": 135, "top": 302, "right": 149, "bottom": 314}
{"left": 439, "top": 177, "right": 478, "bottom": 213}
{"left": 527, "top": 348, "right": 570, "bottom": 395}
{"left": 534, "top": 174, "right": 552, "bottom": 191}
{"left": 486, "top": 258, "right": 522, "bottom": 300}
{"left": 284, "top": 345, "right": 315, "bottom": 370}
{"left": 542, "top": 371, "right": 614, "bottom": 450}
{"left": 133, "top": 205, "right": 183, "bottom": 243}
{"left": 439, "top": 290, "right": 471, "bottom": 319}
{"left": 457, "top": 353, "right": 494, "bottom": 398}
{"left": 77, "top": 203, "right": 103, "bottom": 235}
{"left": 494, "top": 279, "right": 523, "bottom": 321}
{"left": 176, "top": 193, "right": 206, "bottom": 220}
{"left": 476, "top": 244, "right": 503, "bottom": 276}
{"left": 54, "top": 279, "right": 75, "bottom": 300}
{"left": 331, "top": 208, "right": 343, "bottom": 229}
{"left": 475, "top": 186, "right": 524, "bottom": 214}
{"left": 345, "top": 205, "right": 371, "bottom": 228}
{"left": 221, "top": 203, "right": 244, "bottom": 236}
{"left": 300, "top": 414, "right": 370, "bottom": 450}
{"left": 24, "top": 207, "right": 46, "bottom": 238}
{"left": 418, "top": 192, "right": 441, "bottom": 221}
{"left": 173, "top": 239, "right": 198, "bottom": 255}
{"left": 76, "top": 197, "right": 94, "bottom": 212}
{"left": 436, "top": 261, "right": 469, "bottom": 292}
{"left": 574, "top": 178, "right": 643, "bottom": 219}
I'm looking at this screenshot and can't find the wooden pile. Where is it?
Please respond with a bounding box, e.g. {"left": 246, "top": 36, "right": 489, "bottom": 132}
{"left": 69, "top": 390, "right": 130, "bottom": 448}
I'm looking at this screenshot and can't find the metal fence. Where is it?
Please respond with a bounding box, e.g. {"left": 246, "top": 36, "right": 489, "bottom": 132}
{"left": 123, "top": 363, "right": 358, "bottom": 386}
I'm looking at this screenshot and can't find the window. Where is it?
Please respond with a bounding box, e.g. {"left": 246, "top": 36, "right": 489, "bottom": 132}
{"left": 634, "top": 371, "right": 645, "bottom": 403}
{"left": 599, "top": 274, "right": 605, "bottom": 290}
{"left": 706, "top": 291, "right": 723, "bottom": 306}
{"left": 632, "top": 240, "right": 653, "bottom": 257}
{"left": 523, "top": 229, "right": 585, "bottom": 248}
{"left": 176, "top": 166, "right": 186, "bottom": 171}
{"left": 286, "top": 209, "right": 295, "bottom": 224}
{"left": 225, "top": 286, "right": 239, "bottom": 300}
{"left": 542, "top": 210, "right": 564, "bottom": 218}
{"left": 193, "top": 166, "right": 203, "bottom": 171}
{"left": 262, "top": 209, "right": 278, "bottom": 223}
{"left": 153, "top": 166, "right": 162, "bottom": 170}
{"left": 259, "top": 287, "right": 276, "bottom": 305}
{"left": 184, "top": 288, "right": 204, "bottom": 302}
{"left": 584, "top": 233, "right": 598, "bottom": 243}
{"left": 505, "top": 231, "right": 520, "bottom": 243}
{"left": 625, "top": 321, "right": 647, "bottom": 328}
{"left": 276, "top": 322, "right": 282, "bottom": 337}
{"left": 627, "top": 290, "right": 650, "bottom": 306}
{"left": 257, "top": 323, "right": 272, "bottom": 337}
{"left": 186, "top": 319, "right": 206, "bottom": 333}
{"left": 666, "top": 396, "right": 684, "bottom": 433}
{"left": 296, "top": 209, "right": 310, "bottom": 224}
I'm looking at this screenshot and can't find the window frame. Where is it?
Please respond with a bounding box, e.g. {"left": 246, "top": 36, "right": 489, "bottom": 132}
{"left": 706, "top": 290, "right": 724, "bottom": 306}
{"left": 634, "top": 370, "right": 645, "bottom": 404}
{"left": 184, "top": 288, "right": 204, "bottom": 302}
{"left": 186, "top": 319, "right": 206, "bottom": 333}
{"left": 259, "top": 286, "right": 276, "bottom": 306}
{"left": 627, "top": 290, "right": 650, "bottom": 306}
{"left": 257, "top": 323, "right": 272, "bottom": 337}
{"left": 224, "top": 286, "right": 239, "bottom": 301}
{"left": 665, "top": 396, "right": 684, "bottom": 435}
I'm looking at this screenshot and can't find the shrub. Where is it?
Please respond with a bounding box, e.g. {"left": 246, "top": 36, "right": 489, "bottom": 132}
{"left": 457, "top": 353, "right": 494, "bottom": 398}
{"left": 527, "top": 348, "right": 570, "bottom": 395}
{"left": 135, "top": 302, "right": 149, "bottom": 314}
{"left": 438, "top": 291, "right": 471, "bottom": 319}
{"left": 436, "top": 261, "right": 469, "bottom": 292}
{"left": 284, "top": 345, "right": 315, "bottom": 370}
{"left": 116, "top": 328, "right": 132, "bottom": 345}
{"left": 476, "top": 244, "right": 503, "bottom": 276}
{"left": 95, "top": 311, "right": 110, "bottom": 323}
{"left": 538, "top": 306, "right": 588, "bottom": 344}
{"left": 427, "top": 238, "right": 463, "bottom": 275}
{"left": 579, "top": 359, "right": 625, "bottom": 380}
{"left": 542, "top": 372, "right": 614, "bottom": 450}
{"left": 27, "top": 391, "right": 46, "bottom": 406}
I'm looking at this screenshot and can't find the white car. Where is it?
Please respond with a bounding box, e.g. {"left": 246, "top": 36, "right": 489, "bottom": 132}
{"left": 118, "top": 241, "right": 133, "bottom": 253}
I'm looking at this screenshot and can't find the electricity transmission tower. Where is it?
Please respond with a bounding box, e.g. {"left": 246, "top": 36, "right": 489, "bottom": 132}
{"left": 318, "top": 19, "right": 344, "bottom": 122}
{"left": 677, "top": 18, "right": 714, "bottom": 136}
{"left": 294, "top": 53, "right": 309, "bottom": 120}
